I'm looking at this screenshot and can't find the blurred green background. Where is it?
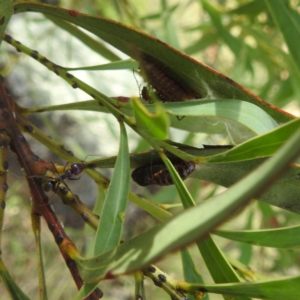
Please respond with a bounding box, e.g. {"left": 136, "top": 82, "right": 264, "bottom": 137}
{"left": 1, "top": 0, "right": 300, "bottom": 299}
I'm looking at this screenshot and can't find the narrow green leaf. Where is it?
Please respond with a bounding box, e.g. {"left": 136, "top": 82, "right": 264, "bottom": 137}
{"left": 181, "top": 249, "right": 204, "bottom": 284}
{"left": 131, "top": 97, "right": 169, "bottom": 140}
{"left": 162, "top": 99, "right": 278, "bottom": 138}
{"left": 75, "top": 122, "right": 130, "bottom": 299}
{"left": 238, "top": 210, "right": 253, "bottom": 265}
{"left": 187, "top": 275, "right": 300, "bottom": 300}
{"left": 46, "top": 15, "right": 121, "bottom": 61}
{"left": 198, "top": 245, "right": 250, "bottom": 300}
{"left": 73, "top": 283, "right": 100, "bottom": 300}
{"left": 207, "top": 117, "right": 300, "bottom": 163}
{"left": 65, "top": 59, "right": 138, "bottom": 71}
{"left": 265, "top": 0, "right": 300, "bottom": 75}
{"left": 161, "top": 154, "right": 246, "bottom": 298}
{"left": 228, "top": 0, "right": 266, "bottom": 16}
{"left": 93, "top": 121, "right": 130, "bottom": 255}
{"left": 162, "top": 2, "right": 181, "bottom": 49}
{"left": 0, "top": 0, "right": 13, "bottom": 45}
{"left": 160, "top": 153, "right": 195, "bottom": 208}
{"left": 0, "top": 259, "right": 31, "bottom": 300}
{"left": 193, "top": 158, "right": 300, "bottom": 215}
{"left": 224, "top": 255, "right": 267, "bottom": 281}
{"left": 75, "top": 125, "right": 300, "bottom": 282}
{"left": 31, "top": 213, "right": 48, "bottom": 300}
{"left": 215, "top": 225, "right": 300, "bottom": 249}
{"left": 197, "top": 237, "right": 249, "bottom": 300}
{"left": 181, "top": 249, "right": 209, "bottom": 300}
{"left": 229, "top": 0, "right": 266, "bottom": 16}
{"left": 184, "top": 30, "right": 218, "bottom": 55}
{"left": 202, "top": 1, "right": 243, "bottom": 56}
{"left": 272, "top": 77, "right": 294, "bottom": 107}
{"left": 128, "top": 192, "right": 172, "bottom": 222}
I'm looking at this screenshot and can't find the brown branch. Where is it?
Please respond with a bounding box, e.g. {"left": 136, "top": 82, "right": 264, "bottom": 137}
{"left": 0, "top": 76, "right": 102, "bottom": 299}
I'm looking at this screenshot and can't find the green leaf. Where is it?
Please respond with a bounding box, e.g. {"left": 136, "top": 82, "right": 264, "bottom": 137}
{"left": 238, "top": 210, "right": 253, "bottom": 265}
{"left": 128, "top": 192, "right": 172, "bottom": 222}
{"left": 26, "top": 99, "right": 279, "bottom": 143}
{"left": 202, "top": 1, "right": 243, "bottom": 56}
{"left": 31, "top": 214, "right": 48, "bottom": 300}
{"left": 46, "top": 15, "right": 121, "bottom": 61}
{"left": 184, "top": 33, "right": 217, "bottom": 56}
{"left": 265, "top": 0, "right": 300, "bottom": 75}
{"left": 187, "top": 275, "right": 300, "bottom": 300}
{"left": 181, "top": 249, "right": 204, "bottom": 284}
{"left": 93, "top": 121, "right": 130, "bottom": 255}
{"left": 164, "top": 4, "right": 181, "bottom": 49}
{"left": 197, "top": 236, "right": 251, "bottom": 300}
{"left": 224, "top": 255, "right": 266, "bottom": 281}
{"left": 73, "top": 283, "right": 100, "bottom": 300}
{"left": 74, "top": 125, "right": 300, "bottom": 282}
{"left": 131, "top": 97, "right": 169, "bottom": 140}
{"left": 162, "top": 99, "right": 278, "bottom": 139}
{"left": 75, "top": 122, "right": 130, "bottom": 299}
{"left": 161, "top": 154, "right": 247, "bottom": 298}
{"left": 0, "top": 0, "right": 13, "bottom": 45}
{"left": 207, "top": 117, "right": 300, "bottom": 163}
{"left": 161, "top": 151, "right": 246, "bottom": 297}
{"left": 0, "top": 259, "right": 31, "bottom": 300}
{"left": 229, "top": 0, "right": 266, "bottom": 16}
{"left": 13, "top": 2, "right": 295, "bottom": 124}
{"left": 193, "top": 157, "right": 300, "bottom": 215}
{"left": 181, "top": 249, "right": 209, "bottom": 300}
{"left": 215, "top": 225, "right": 300, "bottom": 249}
{"left": 160, "top": 154, "right": 195, "bottom": 208}
{"left": 65, "top": 59, "right": 138, "bottom": 71}
{"left": 197, "top": 236, "right": 241, "bottom": 283}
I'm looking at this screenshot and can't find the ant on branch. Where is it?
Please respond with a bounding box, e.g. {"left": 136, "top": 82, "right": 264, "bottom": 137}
{"left": 37, "top": 162, "right": 86, "bottom": 195}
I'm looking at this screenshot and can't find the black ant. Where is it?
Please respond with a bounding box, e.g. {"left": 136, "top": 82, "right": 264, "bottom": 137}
{"left": 40, "top": 162, "right": 86, "bottom": 194}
